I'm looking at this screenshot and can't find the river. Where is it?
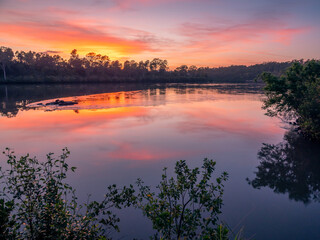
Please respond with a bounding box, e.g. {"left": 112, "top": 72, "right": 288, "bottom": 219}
{"left": 0, "top": 83, "right": 319, "bottom": 239}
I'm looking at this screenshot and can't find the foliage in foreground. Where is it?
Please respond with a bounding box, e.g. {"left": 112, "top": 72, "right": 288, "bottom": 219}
{"left": 0, "top": 149, "right": 234, "bottom": 239}
{"left": 135, "top": 159, "right": 229, "bottom": 240}
{"left": 260, "top": 60, "right": 320, "bottom": 139}
{"left": 0, "top": 148, "right": 134, "bottom": 240}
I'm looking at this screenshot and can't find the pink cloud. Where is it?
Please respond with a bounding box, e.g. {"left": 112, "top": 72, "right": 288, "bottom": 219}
{"left": 110, "top": 0, "right": 201, "bottom": 10}
{"left": 0, "top": 0, "right": 316, "bottom": 66}
{"left": 45, "top": 7, "right": 81, "bottom": 16}
{"left": 178, "top": 20, "right": 309, "bottom": 52}
{"left": 273, "top": 28, "right": 306, "bottom": 45}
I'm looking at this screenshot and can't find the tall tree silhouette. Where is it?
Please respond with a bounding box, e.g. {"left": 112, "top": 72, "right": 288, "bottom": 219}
{"left": 0, "top": 47, "right": 14, "bottom": 81}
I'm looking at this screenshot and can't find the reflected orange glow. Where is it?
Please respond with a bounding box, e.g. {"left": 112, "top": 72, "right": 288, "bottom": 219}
{"left": 27, "top": 90, "right": 167, "bottom": 111}
{"left": 77, "top": 92, "right": 141, "bottom": 106}
{"left": 107, "top": 141, "right": 186, "bottom": 161}
{"left": 0, "top": 107, "right": 148, "bottom": 132}
{"left": 0, "top": 88, "right": 284, "bottom": 162}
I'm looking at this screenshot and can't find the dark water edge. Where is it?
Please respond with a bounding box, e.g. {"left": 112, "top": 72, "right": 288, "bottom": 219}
{"left": 0, "top": 76, "right": 211, "bottom": 84}
{"left": 0, "top": 83, "right": 263, "bottom": 118}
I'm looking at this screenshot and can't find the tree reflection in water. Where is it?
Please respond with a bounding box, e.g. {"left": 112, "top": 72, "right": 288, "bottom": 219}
{"left": 248, "top": 129, "right": 320, "bottom": 204}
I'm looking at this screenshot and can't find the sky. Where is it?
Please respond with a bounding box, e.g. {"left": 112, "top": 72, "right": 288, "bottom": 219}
{"left": 0, "top": 0, "right": 319, "bottom": 67}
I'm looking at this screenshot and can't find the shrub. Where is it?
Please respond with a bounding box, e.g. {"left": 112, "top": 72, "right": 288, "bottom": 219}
{"left": 0, "top": 149, "right": 235, "bottom": 239}
{"left": 0, "top": 148, "right": 134, "bottom": 240}
{"left": 135, "top": 158, "right": 229, "bottom": 239}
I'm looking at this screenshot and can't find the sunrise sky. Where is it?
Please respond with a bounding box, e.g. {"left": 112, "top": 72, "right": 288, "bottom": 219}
{"left": 0, "top": 0, "right": 319, "bottom": 67}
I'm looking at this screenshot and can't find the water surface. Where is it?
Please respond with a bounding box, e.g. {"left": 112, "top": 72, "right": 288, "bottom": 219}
{"left": 0, "top": 83, "right": 319, "bottom": 239}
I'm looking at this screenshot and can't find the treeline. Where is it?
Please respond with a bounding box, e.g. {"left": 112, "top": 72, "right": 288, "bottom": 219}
{"left": 1, "top": 46, "right": 293, "bottom": 83}
{"left": 206, "top": 61, "right": 292, "bottom": 82}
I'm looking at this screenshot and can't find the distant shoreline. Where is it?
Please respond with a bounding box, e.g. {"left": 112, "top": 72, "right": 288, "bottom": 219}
{"left": 0, "top": 76, "right": 213, "bottom": 85}
{"left": 1, "top": 46, "right": 302, "bottom": 85}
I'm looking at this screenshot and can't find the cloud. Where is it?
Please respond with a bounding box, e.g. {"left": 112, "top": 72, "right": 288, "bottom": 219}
{"left": 110, "top": 0, "right": 188, "bottom": 10}
{"left": 178, "top": 19, "right": 309, "bottom": 52}
{"left": 42, "top": 50, "right": 63, "bottom": 54}
{"left": 273, "top": 28, "right": 306, "bottom": 45}
{"left": 0, "top": 20, "right": 157, "bottom": 55}
{"left": 45, "top": 7, "right": 80, "bottom": 16}
{"left": 0, "top": 5, "right": 173, "bottom": 55}
{"left": 0, "top": 0, "right": 317, "bottom": 66}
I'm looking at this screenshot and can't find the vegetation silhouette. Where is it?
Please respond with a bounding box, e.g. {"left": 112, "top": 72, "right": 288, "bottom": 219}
{"left": 260, "top": 60, "right": 320, "bottom": 139}
{"left": 247, "top": 129, "right": 320, "bottom": 204}
{"left": 135, "top": 159, "right": 229, "bottom": 239}
{"left": 0, "top": 148, "right": 136, "bottom": 240}
{"left": 0, "top": 148, "right": 239, "bottom": 239}
{"left": 0, "top": 46, "right": 294, "bottom": 84}
{"left": 0, "top": 47, "right": 14, "bottom": 81}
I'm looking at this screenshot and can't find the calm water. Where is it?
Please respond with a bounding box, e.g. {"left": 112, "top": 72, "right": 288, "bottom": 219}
{"left": 0, "top": 83, "right": 319, "bottom": 239}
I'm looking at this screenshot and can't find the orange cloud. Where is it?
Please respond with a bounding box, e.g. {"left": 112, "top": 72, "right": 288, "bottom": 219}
{"left": 0, "top": 21, "right": 155, "bottom": 56}
{"left": 110, "top": 0, "right": 201, "bottom": 10}
{"left": 0, "top": 0, "right": 318, "bottom": 67}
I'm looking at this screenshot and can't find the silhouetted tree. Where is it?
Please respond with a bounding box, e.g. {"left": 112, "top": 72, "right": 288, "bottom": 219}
{"left": 260, "top": 60, "right": 320, "bottom": 139}
{"left": 85, "top": 52, "right": 110, "bottom": 68}
{"left": 188, "top": 65, "right": 198, "bottom": 77}
{"left": 15, "top": 50, "right": 36, "bottom": 65}
{"left": 0, "top": 47, "right": 14, "bottom": 81}
{"left": 175, "top": 65, "right": 189, "bottom": 76}
{"left": 68, "top": 49, "right": 84, "bottom": 74}
{"left": 110, "top": 60, "right": 122, "bottom": 76}
{"left": 149, "top": 58, "right": 167, "bottom": 72}
{"left": 159, "top": 59, "right": 168, "bottom": 73}
{"left": 138, "top": 60, "right": 149, "bottom": 77}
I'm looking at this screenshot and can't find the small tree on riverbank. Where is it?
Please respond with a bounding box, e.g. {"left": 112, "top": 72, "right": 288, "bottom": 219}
{"left": 260, "top": 60, "right": 320, "bottom": 139}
